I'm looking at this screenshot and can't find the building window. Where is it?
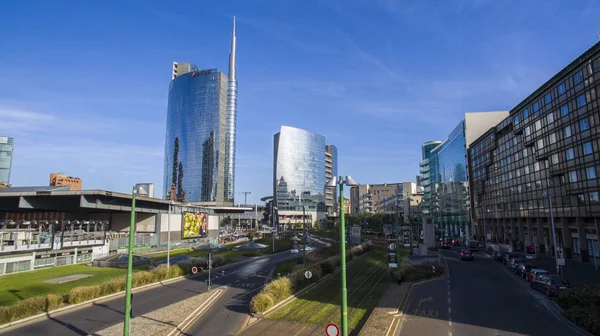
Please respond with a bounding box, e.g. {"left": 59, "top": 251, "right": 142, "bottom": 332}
{"left": 514, "top": 115, "right": 520, "bottom": 125}
{"left": 593, "top": 58, "right": 600, "bottom": 72}
{"left": 549, "top": 132, "right": 557, "bottom": 144}
{"left": 544, "top": 92, "right": 552, "bottom": 104}
{"left": 546, "top": 112, "right": 554, "bottom": 124}
{"left": 524, "top": 165, "right": 530, "bottom": 174}
{"left": 560, "top": 104, "right": 569, "bottom": 117}
{"left": 590, "top": 191, "right": 600, "bottom": 203}
{"left": 564, "top": 125, "right": 572, "bottom": 138}
{"left": 576, "top": 94, "right": 587, "bottom": 108}
{"left": 516, "top": 168, "right": 521, "bottom": 176}
{"left": 533, "top": 101, "right": 540, "bottom": 112}
{"left": 583, "top": 142, "right": 594, "bottom": 155}
{"left": 577, "top": 194, "right": 585, "bottom": 204}
{"left": 535, "top": 120, "right": 542, "bottom": 131}
{"left": 537, "top": 139, "right": 544, "bottom": 149}
{"left": 573, "top": 71, "right": 583, "bottom": 85}
{"left": 524, "top": 126, "right": 531, "bottom": 136}
{"left": 566, "top": 147, "right": 575, "bottom": 160}
{"left": 558, "top": 82, "right": 567, "bottom": 95}
{"left": 523, "top": 148, "right": 528, "bottom": 157}
{"left": 551, "top": 153, "right": 559, "bottom": 165}
{"left": 523, "top": 108, "right": 529, "bottom": 119}
{"left": 586, "top": 166, "right": 597, "bottom": 179}
{"left": 569, "top": 170, "right": 578, "bottom": 182}
{"left": 580, "top": 117, "right": 590, "bottom": 131}
{"left": 515, "top": 152, "right": 520, "bottom": 161}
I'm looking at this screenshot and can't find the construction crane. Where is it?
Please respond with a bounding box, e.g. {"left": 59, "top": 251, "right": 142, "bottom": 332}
{"left": 238, "top": 191, "right": 251, "bottom": 205}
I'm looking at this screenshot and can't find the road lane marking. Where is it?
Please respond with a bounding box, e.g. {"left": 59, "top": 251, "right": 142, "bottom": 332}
{"left": 167, "top": 287, "right": 226, "bottom": 336}
{"left": 448, "top": 307, "right": 451, "bottom": 314}
{"left": 418, "top": 296, "right": 433, "bottom": 307}
{"left": 448, "top": 297, "right": 451, "bottom": 304}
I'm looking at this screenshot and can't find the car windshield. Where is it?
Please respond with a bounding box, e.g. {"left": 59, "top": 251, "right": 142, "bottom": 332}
{"left": 550, "top": 277, "right": 569, "bottom": 286}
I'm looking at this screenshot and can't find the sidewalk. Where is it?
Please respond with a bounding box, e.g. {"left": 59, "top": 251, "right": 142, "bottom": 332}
{"left": 358, "top": 282, "right": 410, "bottom": 336}
{"left": 532, "top": 255, "right": 600, "bottom": 287}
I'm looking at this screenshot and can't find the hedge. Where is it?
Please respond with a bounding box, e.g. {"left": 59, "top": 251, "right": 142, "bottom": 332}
{"left": 556, "top": 285, "right": 600, "bottom": 335}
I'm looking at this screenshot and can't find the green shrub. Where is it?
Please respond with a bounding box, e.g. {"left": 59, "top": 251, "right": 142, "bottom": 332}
{"left": 151, "top": 264, "right": 185, "bottom": 280}
{"left": 289, "top": 264, "right": 322, "bottom": 290}
{"left": 401, "top": 263, "right": 444, "bottom": 282}
{"left": 100, "top": 277, "right": 127, "bottom": 295}
{"left": 67, "top": 285, "right": 102, "bottom": 304}
{"left": 556, "top": 285, "right": 600, "bottom": 310}
{"left": 350, "top": 245, "right": 364, "bottom": 256}
{"left": 563, "top": 306, "right": 600, "bottom": 336}
{"left": 189, "top": 257, "right": 208, "bottom": 268}
{"left": 262, "top": 277, "right": 292, "bottom": 303}
{"left": 46, "top": 294, "right": 63, "bottom": 312}
{"left": 212, "top": 254, "right": 225, "bottom": 267}
{"left": 132, "top": 271, "right": 156, "bottom": 287}
{"left": 0, "top": 296, "right": 51, "bottom": 324}
{"left": 249, "top": 293, "right": 274, "bottom": 313}
{"left": 320, "top": 259, "right": 335, "bottom": 275}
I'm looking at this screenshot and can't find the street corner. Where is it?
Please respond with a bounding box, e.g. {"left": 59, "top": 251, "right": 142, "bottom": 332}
{"left": 397, "top": 276, "right": 450, "bottom": 336}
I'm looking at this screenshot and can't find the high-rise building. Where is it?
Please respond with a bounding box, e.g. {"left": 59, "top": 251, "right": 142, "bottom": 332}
{"left": 420, "top": 140, "right": 442, "bottom": 217}
{"left": 351, "top": 182, "right": 416, "bottom": 220}
{"left": 325, "top": 144, "right": 338, "bottom": 214}
{"left": 469, "top": 42, "right": 600, "bottom": 262}
{"left": 273, "top": 126, "right": 327, "bottom": 227}
{"left": 424, "top": 112, "right": 509, "bottom": 238}
{"left": 163, "top": 18, "right": 238, "bottom": 205}
{"left": 49, "top": 173, "right": 82, "bottom": 190}
{"left": 0, "top": 136, "right": 13, "bottom": 185}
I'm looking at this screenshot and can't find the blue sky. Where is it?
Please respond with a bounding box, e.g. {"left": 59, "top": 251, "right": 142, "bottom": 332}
{"left": 1, "top": 0, "right": 599, "bottom": 204}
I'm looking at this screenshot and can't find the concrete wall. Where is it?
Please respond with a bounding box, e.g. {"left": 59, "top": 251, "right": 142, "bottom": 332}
{"left": 111, "top": 212, "right": 156, "bottom": 232}
{"left": 464, "top": 111, "right": 509, "bottom": 148}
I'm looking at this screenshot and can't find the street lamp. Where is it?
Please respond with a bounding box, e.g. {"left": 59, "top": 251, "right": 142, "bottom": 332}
{"left": 326, "top": 175, "right": 359, "bottom": 336}
{"left": 542, "top": 191, "right": 561, "bottom": 275}
{"left": 167, "top": 200, "right": 173, "bottom": 271}
{"left": 479, "top": 200, "right": 488, "bottom": 251}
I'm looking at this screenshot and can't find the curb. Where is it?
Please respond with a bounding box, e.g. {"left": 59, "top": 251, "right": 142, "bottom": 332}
{"left": 0, "top": 250, "right": 290, "bottom": 331}
{"left": 385, "top": 282, "right": 414, "bottom": 336}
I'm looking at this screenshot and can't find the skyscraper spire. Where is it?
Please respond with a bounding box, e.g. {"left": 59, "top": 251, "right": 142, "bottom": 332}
{"left": 228, "top": 16, "right": 236, "bottom": 81}
{"left": 224, "top": 16, "right": 238, "bottom": 204}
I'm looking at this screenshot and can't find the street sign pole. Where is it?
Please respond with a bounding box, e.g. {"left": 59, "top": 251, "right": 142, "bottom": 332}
{"left": 123, "top": 187, "right": 137, "bottom": 336}
{"left": 208, "top": 252, "right": 212, "bottom": 291}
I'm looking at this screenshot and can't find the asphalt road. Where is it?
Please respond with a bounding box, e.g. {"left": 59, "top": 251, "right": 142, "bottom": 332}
{"left": 0, "top": 251, "right": 299, "bottom": 336}
{"left": 398, "top": 248, "right": 586, "bottom": 336}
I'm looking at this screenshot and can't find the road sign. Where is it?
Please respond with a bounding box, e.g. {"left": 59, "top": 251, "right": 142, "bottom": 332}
{"left": 305, "top": 270, "right": 312, "bottom": 279}
{"left": 191, "top": 266, "right": 199, "bottom": 274}
{"left": 326, "top": 323, "right": 340, "bottom": 336}
{"left": 558, "top": 258, "right": 565, "bottom": 266}
{"left": 388, "top": 252, "right": 398, "bottom": 268}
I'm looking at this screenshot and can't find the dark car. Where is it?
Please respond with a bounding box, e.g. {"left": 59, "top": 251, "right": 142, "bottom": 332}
{"left": 503, "top": 253, "right": 520, "bottom": 265}
{"left": 531, "top": 275, "right": 571, "bottom": 296}
{"left": 515, "top": 263, "right": 535, "bottom": 278}
{"left": 459, "top": 248, "right": 474, "bottom": 261}
{"left": 493, "top": 251, "right": 504, "bottom": 262}
{"left": 440, "top": 241, "right": 450, "bottom": 249}
{"left": 452, "top": 239, "right": 461, "bottom": 247}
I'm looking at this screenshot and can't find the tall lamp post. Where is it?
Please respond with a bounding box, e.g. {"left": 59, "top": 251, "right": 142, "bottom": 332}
{"left": 326, "top": 175, "right": 359, "bottom": 336}
{"left": 542, "top": 191, "right": 561, "bottom": 275}
{"left": 123, "top": 187, "right": 137, "bottom": 336}
{"left": 394, "top": 198, "right": 402, "bottom": 283}
{"left": 167, "top": 200, "right": 173, "bottom": 271}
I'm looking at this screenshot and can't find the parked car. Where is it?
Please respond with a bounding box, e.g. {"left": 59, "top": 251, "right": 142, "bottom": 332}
{"left": 440, "top": 241, "right": 451, "bottom": 249}
{"left": 452, "top": 239, "right": 461, "bottom": 247}
{"left": 508, "top": 258, "right": 527, "bottom": 272}
{"left": 527, "top": 268, "right": 549, "bottom": 282}
{"left": 531, "top": 275, "right": 571, "bottom": 296}
{"left": 515, "top": 263, "right": 535, "bottom": 278}
{"left": 503, "top": 253, "right": 520, "bottom": 265}
{"left": 290, "top": 248, "right": 299, "bottom": 253}
{"left": 459, "top": 248, "right": 474, "bottom": 261}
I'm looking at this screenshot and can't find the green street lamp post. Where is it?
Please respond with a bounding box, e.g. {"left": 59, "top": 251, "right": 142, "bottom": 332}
{"left": 123, "top": 187, "right": 137, "bottom": 336}
{"left": 395, "top": 203, "right": 402, "bottom": 283}
{"left": 326, "top": 175, "right": 359, "bottom": 336}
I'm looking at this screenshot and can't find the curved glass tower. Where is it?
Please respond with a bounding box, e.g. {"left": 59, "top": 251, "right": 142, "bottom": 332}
{"left": 274, "top": 126, "right": 326, "bottom": 212}
{"left": 163, "top": 69, "right": 228, "bottom": 203}
{"left": 163, "top": 18, "right": 238, "bottom": 204}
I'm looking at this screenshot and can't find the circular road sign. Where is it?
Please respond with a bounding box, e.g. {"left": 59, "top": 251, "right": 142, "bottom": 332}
{"left": 304, "top": 270, "right": 312, "bottom": 279}
{"left": 191, "top": 266, "right": 199, "bottom": 274}
{"left": 325, "top": 323, "right": 339, "bottom": 336}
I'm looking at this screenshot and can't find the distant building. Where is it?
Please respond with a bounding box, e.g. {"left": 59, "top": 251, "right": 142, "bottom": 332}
{"left": 172, "top": 62, "right": 198, "bottom": 80}
{"left": 0, "top": 136, "right": 14, "bottom": 185}
{"left": 351, "top": 182, "right": 417, "bottom": 220}
{"left": 49, "top": 173, "right": 82, "bottom": 191}
{"left": 135, "top": 183, "right": 155, "bottom": 198}
{"left": 273, "top": 126, "right": 327, "bottom": 228}
{"left": 325, "top": 145, "right": 338, "bottom": 214}
{"left": 343, "top": 197, "right": 351, "bottom": 214}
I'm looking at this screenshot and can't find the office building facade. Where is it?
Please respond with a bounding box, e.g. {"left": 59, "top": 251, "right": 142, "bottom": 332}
{"left": 325, "top": 144, "right": 338, "bottom": 214}
{"left": 273, "top": 126, "right": 326, "bottom": 214}
{"left": 163, "top": 19, "right": 237, "bottom": 205}
{"left": 0, "top": 136, "right": 13, "bottom": 185}
{"left": 469, "top": 42, "right": 600, "bottom": 262}
{"left": 420, "top": 141, "right": 442, "bottom": 217}
{"left": 425, "top": 112, "right": 509, "bottom": 238}
{"left": 351, "top": 182, "right": 416, "bottom": 221}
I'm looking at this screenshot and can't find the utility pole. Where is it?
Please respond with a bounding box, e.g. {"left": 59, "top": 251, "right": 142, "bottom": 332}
{"left": 239, "top": 191, "right": 251, "bottom": 205}
{"left": 167, "top": 200, "right": 172, "bottom": 271}
{"left": 123, "top": 187, "right": 137, "bottom": 336}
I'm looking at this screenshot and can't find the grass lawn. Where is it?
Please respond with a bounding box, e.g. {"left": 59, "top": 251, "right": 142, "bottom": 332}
{"left": 269, "top": 249, "right": 389, "bottom": 329}
{"left": 0, "top": 264, "right": 142, "bottom": 306}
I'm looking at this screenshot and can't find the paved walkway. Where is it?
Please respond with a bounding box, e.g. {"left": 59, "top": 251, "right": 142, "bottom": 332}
{"left": 357, "top": 281, "right": 410, "bottom": 336}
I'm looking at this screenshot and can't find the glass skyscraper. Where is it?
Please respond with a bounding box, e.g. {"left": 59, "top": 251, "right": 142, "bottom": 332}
{"left": 162, "top": 19, "right": 237, "bottom": 204}
{"left": 274, "top": 126, "right": 327, "bottom": 212}
{"left": 0, "top": 136, "right": 14, "bottom": 185}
